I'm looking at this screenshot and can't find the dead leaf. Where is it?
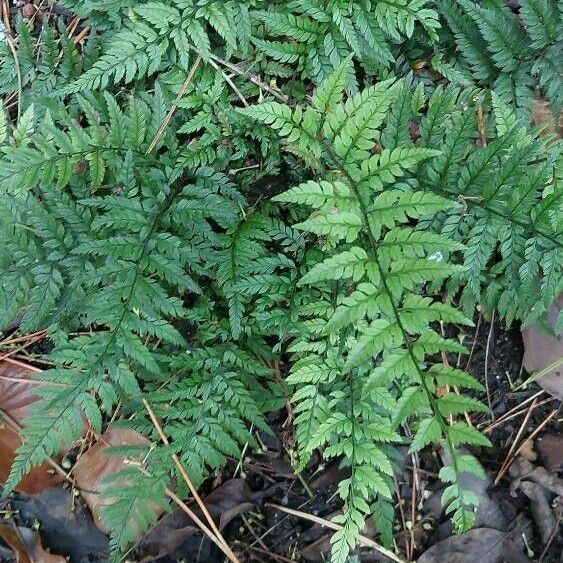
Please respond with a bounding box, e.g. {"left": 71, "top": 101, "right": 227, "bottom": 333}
{"left": 72, "top": 426, "right": 163, "bottom": 534}
{"left": 518, "top": 481, "right": 556, "bottom": 545}
{"left": 0, "top": 360, "right": 63, "bottom": 493}
{"left": 4, "top": 487, "right": 108, "bottom": 562}
{"left": 0, "top": 521, "right": 66, "bottom": 563}
{"left": 417, "top": 528, "right": 528, "bottom": 563}
{"left": 137, "top": 479, "right": 254, "bottom": 562}
{"left": 509, "top": 457, "right": 563, "bottom": 497}
{"left": 537, "top": 434, "right": 563, "bottom": 471}
{"left": 521, "top": 294, "right": 563, "bottom": 400}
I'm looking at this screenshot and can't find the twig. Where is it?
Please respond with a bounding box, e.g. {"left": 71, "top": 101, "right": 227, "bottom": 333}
{"left": 484, "top": 311, "right": 495, "bottom": 417}
{"left": 1, "top": 356, "right": 42, "bottom": 372}
{"left": 6, "top": 36, "right": 22, "bottom": 121}
{"left": 241, "top": 514, "right": 268, "bottom": 551}
{"left": 265, "top": 503, "right": 406, "bottom": 563}
{"left": 145, "top": 56, "right": 202, "bottom": 155}
{"left": 494, "top": 408, "right": 557, "bottom": 485}
{"left": 483, "top": 396, "right": 555, "bottom": 434}
{"left": 190, "top": 47, "right": 288, "bottom": 103}
{"left": 0, "top": 330, "right": 48, "bottom": 346}
{"left": 207, "top": 58, "right": 248, "bottom": 107}
{"left": 142, "top": 399, "right": 240, "bottom": 563}
{"left": 394, "top": 475, "right": 410, "bottom": 559}
{"left": 244, "top": 545, "right": 296, "bottom": 563}
{"left": 477, "top": 104, "right": 487, "bottom": 147}
{"left": 465, "top": 312, "right": 481, "bottom": 372}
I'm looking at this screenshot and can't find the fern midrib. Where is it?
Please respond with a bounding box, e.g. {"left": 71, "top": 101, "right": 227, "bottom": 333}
{"left": 320, "top": 138, "right": 471, "bottom": 522}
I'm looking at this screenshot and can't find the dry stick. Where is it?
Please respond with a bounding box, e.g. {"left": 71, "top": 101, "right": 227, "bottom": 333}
{"left": 142, "top": 399, "right": 240, "bottom": 563}
{"left": 1, "top": 356, "right": 42, "bottom": 372}
{"left": 264, "top": 502, "right": 405, "bottom": 563}
{"left": 265, "top": 503, "right": 406, "bottom": 563}
{"left": 483, "top": 396, "right": 555, "bottom": 434}
{"left": 479, "top": 390, "right": 544, "bottom": 430}
{"left": 207, "top": 58, "right": 249, "bottom": 107}
{"left": 190, "top": 47, "right": 288, "bottom": 103}
{"left": 0, "top": 330, "right": 48, "bottom": 346}
{"left": 495, "top": 397, "right": 538, "bottom": 481}
{"left": 393, "top": 475, "right": 411, "bottom": 559}
{"left": 244, "top": 545, "right": 295, "bottom": 563}
{"left": 494, "top": 408, "right": 558, "bottom": 485}
{"left": 145, "top": 55, "right": 202, "bottom": 155}
{"left": 484, "top": 311, "right": 495, "bottom": 418}
{"left": 465, "top": 312, "right": 481, "bottom": 372}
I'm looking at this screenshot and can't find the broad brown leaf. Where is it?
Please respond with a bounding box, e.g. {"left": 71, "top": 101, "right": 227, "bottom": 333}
{"left": 72, "top": 426, "right": 164, "bottom": 534}
{"left": 0, "top": 360, "right": 63, "bottom": 493}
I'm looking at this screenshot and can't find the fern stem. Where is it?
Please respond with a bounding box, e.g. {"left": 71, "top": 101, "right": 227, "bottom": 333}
{"left": 320, "top": 139, "right": 473, "bottom": 526}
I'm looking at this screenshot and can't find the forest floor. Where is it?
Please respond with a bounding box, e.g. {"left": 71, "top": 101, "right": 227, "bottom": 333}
{"left": 0, "top": 1, "right": 561, "bottom": 562}
{"left": 0, "top": 316, "right": 561, "bottom": 563}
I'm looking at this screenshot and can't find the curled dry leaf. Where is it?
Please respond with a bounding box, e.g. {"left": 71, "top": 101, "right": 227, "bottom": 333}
{"left": 521, "top": 294, "right": 563, "bottom": 400}
{"left": 0, "top": 360, "right": 63, "bottom": 493}
{"left": 0, "top": 521, "right": 66, "bottom": 563}
{"left": 137, "top": 478, "right": 254, "bottom": 562}
{"left": 72, "top": 426, "right": 164, "bottom": 534}
{"left": 417, "top": 528, "right": 529, "bottom": 563}
{"left": 5, "top": 487, "right": 108, "bottom": 563}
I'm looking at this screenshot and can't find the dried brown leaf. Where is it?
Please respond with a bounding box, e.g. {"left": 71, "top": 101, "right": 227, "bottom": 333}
{"left": 72, "top": 426, "right": 163, "bottom": 534}
{"left": 0, "top": 361, "right": 63, "bottom": 493}
{"left": 0, "top": 521, "right": 66, "bottom": 563}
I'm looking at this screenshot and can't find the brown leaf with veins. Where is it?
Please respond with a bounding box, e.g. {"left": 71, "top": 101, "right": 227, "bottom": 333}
{"left": 0, "top": 360, "right": 63, "bottom": 493}
{"left": 72, "top": 426, "right": 164, "bottom": 534}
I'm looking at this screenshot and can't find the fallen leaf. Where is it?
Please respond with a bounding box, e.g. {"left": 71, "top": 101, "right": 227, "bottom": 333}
{"left": 417, "top": 528, "right": 528, "bottom": 563}
{"left": 0, "top": 360, "right": 63, "bottom": 493}
{"left": 521, "top": 294, "right": 563, "bottom": 400}
{"left": 72, "top": 426, "right": 163, "bottom": 534}
{"left": 509, "top": 457, "right": 563, "bottom": 497}
{"left": 4, "top": 487, "right": 108, "bottom": 562}
{"left": 518, "top": 481, "right": 556, "bottom": 545}
{"left": 0, "top": 521, "right": 66, "bottom": 563}
{"left": 537, "top": 434, "right": 563, "bottom": 471}
{"left": 137, "top": 479, "right": 254, "bottom": 562}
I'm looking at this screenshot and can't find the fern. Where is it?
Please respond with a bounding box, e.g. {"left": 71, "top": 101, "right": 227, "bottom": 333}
{"left": 438, "top": 0, "right": 563, "bottom": 118}
{"left": 419, "top": 87, "right": 563, "bottom": 326}
{"left": 241, "top": 60, "right": 491, "bottom": 561}
{"left": 1, "top": 2, "right": 560, "bottom": 560}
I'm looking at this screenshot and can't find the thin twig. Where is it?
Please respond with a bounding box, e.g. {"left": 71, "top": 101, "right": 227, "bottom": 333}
{"left": 145, "top": 56, "right": 202, "bottom": 155}
{"left": 1, "top": 356, "right": 42, "bottom": 372}
{"left": 483, "top": 396, "right": 555, "bottom": 434}
{"left": 190, "top": 47, "right": 288, "bottom": 102}
{"left": 207, "top": 58, "right": 248, "bottom": 107}
{"left": 465, "top": 312, "right": 481, "bottom": 372}
{"left": 142, "top": 399, "right": 240, "bottom": 563}
{"left": 0, "top": 330, "right": 48, "bottom": 346}
{"left": 494, "top": 408, "right": 557, "bottom": 485}
{"left": 484, "top": 311, "right": 495, "bottom": 418}
{"left": 265, "top": 503, "right": 406, "bottom": 563}
{"left": 6, "top": 36, "right": 22, "bottom": 121}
